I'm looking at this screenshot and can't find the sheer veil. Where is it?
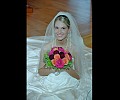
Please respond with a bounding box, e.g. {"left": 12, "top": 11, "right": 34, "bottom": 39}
{"left": 39, "top": 11, "right": 92, "bottom": 78}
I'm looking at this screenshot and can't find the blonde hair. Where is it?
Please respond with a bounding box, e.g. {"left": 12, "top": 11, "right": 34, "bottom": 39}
{"left": 54, "top": 15, "right": 70, "bottom": 28}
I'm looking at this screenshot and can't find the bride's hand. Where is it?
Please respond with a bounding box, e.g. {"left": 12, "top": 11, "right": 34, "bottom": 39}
{"left": 65, "top": 68, "right": 80, "bottom": 80}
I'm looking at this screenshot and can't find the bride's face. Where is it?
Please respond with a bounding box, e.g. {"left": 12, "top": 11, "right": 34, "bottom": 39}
{"left": 54, "top": 20, "right": 70, "bottom": 41}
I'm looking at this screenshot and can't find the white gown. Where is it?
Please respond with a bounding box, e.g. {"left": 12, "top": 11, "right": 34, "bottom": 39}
{"left": 27, "top": 36, "right": 92, "bottom": 100}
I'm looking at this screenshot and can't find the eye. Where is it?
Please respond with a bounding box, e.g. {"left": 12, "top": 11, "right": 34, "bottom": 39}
{"left": 62, "top": 27, "right": 66, "bottom": 29}
{"left": 55, "top": 26, "right": 58, "bottom": 29}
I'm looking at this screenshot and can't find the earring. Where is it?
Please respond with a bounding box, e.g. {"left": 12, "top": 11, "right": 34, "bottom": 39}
{"left": 52, "top": 34, "right": 56, "bottom": 47}
{"left": 69, "top": 31, "right": 72, "bottom": 48}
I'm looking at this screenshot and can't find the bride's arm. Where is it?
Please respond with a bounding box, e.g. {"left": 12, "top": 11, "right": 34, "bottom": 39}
{"left": 66, "top": 68, "right": 80, "bottom": 80}
{"left": 38, "top": 66, "right": 55, "bottom": 76}
{"left": 38, "top": 67, "right": 80, "bottom": 80}
{"left": 38, "top": 43, "right": 55, "bottom": 76}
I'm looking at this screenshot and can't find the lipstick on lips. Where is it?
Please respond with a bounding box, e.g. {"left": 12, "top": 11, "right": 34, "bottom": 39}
{"left": 57, "top": 33, "right": 63, "bottom": 37}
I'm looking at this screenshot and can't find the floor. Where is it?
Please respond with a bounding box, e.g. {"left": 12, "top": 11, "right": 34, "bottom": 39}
{"left": 27, "top": 0, "right": 92, "bottom": 48}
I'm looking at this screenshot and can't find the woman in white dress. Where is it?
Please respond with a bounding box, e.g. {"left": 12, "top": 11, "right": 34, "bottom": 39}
{"left": 27, "top": 11, "right": 92, "bottom": 100}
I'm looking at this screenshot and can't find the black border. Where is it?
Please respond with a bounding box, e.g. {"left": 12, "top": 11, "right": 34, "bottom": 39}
{"left": 2, "top": 0, "right": 118, "bottom": 99}
{"left": 1, "top": 0, "right": 26, "bottom": 99}
{"left": 92, "top": 0, "right": 118, "bottom": 99}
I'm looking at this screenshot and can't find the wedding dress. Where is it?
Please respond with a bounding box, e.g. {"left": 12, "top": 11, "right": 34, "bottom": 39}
{"left": 27, "top": 36, "right": 92, "bottom": 100}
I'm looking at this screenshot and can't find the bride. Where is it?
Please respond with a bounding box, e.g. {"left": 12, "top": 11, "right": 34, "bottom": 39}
{"left": 27, "top": 11, "right": 92, "bottom": 100}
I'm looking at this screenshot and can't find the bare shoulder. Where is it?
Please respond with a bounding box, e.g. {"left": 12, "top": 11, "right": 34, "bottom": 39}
{"left": 42, "top": 41, "right": 53, "bottom": 52}
{"left": 39, "top": 41, "right": 53, "bottom": 68}
{"left": 68, "top": 43, "right": 76, "bottom": 56}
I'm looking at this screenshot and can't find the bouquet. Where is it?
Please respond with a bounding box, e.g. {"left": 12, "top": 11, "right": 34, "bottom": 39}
{"left": 43, "top": 46, "right": 73, "bottom": 71}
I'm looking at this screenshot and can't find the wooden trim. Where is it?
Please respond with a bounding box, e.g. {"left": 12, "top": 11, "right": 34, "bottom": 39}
{"left": 27, "top": 5, "right": 33, "bottom": 13}
{"left": 83, "top": 34, "right": 92, "bottom": 48}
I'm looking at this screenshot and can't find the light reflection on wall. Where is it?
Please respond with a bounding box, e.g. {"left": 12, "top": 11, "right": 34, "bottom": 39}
{"left": 68, "top": 0, "right": 91, "bottom": 36}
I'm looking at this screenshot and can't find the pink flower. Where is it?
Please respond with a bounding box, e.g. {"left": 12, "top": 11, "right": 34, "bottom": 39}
{"left": 55, "top": 58, "right": 64, "bottom": 68}
{"left": 52, "top": 47, "right": 58, "bottom": 51}
{"left": 62, "top": 58, "right": 69, "bottom": 65}
{"left": 48, "top": 50, "right": 54, "bottom": 56}
{"left": 58, "top": 47, "right": 65, "bottom": 53}
{"left": 48, "top": 47, "right": 58, "bottom": 56}
{"left": 53, "top": 50, "right": 59, "bottom": 54}
{"left": 68, "top": 52, "right": 72, "bottom": 61}
{"left": 54, "top": 54, "right": 60, "bottom": 60}
{"left": 64, "top": 50, "right": 69, "bottom": 54}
